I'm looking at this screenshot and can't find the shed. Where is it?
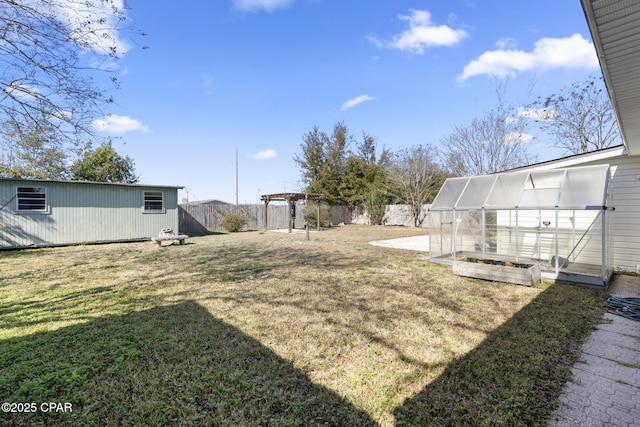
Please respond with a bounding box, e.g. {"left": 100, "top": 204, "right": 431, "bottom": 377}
{"left": 0, "top": 178, "right": 183, "bottom": 249}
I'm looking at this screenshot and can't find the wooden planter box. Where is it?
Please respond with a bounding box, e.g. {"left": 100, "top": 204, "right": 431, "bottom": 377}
{"left": 452, "top": 257, "right": 540, "bottom": 286}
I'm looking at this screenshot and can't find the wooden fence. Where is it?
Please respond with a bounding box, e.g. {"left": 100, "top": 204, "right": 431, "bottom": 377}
{"left": 178, "top": 203, "right": 429, "bottom": 234}
{"left": 179, "top": 202, "right": 314, "bottom": 233}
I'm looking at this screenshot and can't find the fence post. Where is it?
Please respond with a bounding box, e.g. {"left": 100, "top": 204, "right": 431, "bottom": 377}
{"left": 263, "top": 199, "right": 269, "bottom": 230}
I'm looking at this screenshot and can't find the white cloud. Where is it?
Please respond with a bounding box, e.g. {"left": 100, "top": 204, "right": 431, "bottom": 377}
{"left": 233, "top": 0, "right": 295, "bottom": 12}
{"left": 51, "top": 0, "right": 130, "bottom": 56}
{"left": 3, "top": 83, "right": 39, "bottom": 101}
{"left": 504, "top": 132, "right": 533, "bottom": 145}
{"left": 369, "top": 9, "right": 468, "bottom": 54}
{"left": 88, "top": 58, "right": 121, "bottom": 72}
{"left": 460, "top": 33, "right": 598, "bottom": 81}
{"left": 495, "top": 37, "right": 518, "bottom": 50}
{"left": 92, "top": 115, "right": 150, "bottom": 134}
{"left": 51, "top": 110, "right": 73, "bottom": 121}
{"left": 518, "top": 107, "right": 557, "bottom": 121}
{"left": 252, "top": 148, "right": 277, "bottom": 160}
{"left": 341, "top": 95, "right": 376, "bottom": 111}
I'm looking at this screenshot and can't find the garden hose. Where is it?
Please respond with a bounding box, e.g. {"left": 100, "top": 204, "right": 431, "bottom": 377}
{"left": 605, "top": 296, "right": 640, "bottom": 321}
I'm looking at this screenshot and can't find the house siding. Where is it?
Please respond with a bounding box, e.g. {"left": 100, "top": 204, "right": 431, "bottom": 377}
{"left": 0, "top": 180, "right": 180, "bottom": 249}
{"left": 495, "top": 209, "right": 603, "bottom": 266}
{"left": 528, "top": 155, "right": 640, "bottom": 273}
{"left": 598, "top": 157, "right": 640, "bottom": 273}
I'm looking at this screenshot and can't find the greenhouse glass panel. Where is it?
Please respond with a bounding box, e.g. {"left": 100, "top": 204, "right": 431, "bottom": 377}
{"left": 518, "top": 170, "right": 565, "bottom": 209}
{"left": 428, "top": 210, "right": 453, "bottom": 262}
{"left": 518, "top": 188, "right": 561, "bottom": 209}
{"left": 430, "top": 178, "right": 469, "bottom": 211}
{"left": 453, "top": 210, "right": 484, "bottom": 254}
{"left": 427, "top": 164, "right": 612, "bottom": 286}
{"left": 558, "top": 165, "right": 609, "bottom": 209}
{"left": 484, "top": 173, "right": 528, "bottom": 209}
{"left": 526, "top": 170, "right": 565, "bottom": 190}
{"left": 456, "top": 175, "right": 497, "bottom": 210}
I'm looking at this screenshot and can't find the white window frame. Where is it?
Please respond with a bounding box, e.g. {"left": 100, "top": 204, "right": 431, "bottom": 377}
{"left": 143, "top": 191, "right": 165, "bottom": 213}
{"left": 16, "top": 186, "right": 48, "bottom": 213}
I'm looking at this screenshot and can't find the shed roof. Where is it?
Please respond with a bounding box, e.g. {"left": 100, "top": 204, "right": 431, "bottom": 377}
{"left": 0, "top": 177, "right": 184, "bottom": 189}
{"left": 429, "top": 165, "right": 610, "bottom": 211}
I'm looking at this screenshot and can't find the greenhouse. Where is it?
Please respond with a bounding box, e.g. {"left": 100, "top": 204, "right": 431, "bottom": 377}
{"left": 428, "top": 165, "right": 613, "bottom": 286}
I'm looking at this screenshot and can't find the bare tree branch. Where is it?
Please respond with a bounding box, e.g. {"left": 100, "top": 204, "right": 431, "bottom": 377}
{"left": 386, "top": 145, "right": 446, "bottom": 227}
{"left": 441, "top": 107, "right": 537, "bottom": 176}
{"left": 528, "top": 76, "right": 621, "bottom": 155}
{"left": 0, "top": 0, "right": 143, "bottom": 178}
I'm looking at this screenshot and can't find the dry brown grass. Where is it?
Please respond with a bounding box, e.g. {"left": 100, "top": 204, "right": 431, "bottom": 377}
{"left": 0, "top": 225, "right": 605, "bottom": 426}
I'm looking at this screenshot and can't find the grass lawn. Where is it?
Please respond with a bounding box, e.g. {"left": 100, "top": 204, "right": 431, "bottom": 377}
{"left": 0, "top": 225, "right": 606, "bottom": 426}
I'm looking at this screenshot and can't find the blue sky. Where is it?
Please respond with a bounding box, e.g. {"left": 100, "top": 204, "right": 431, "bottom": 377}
{"left": 95, "top": 0, "right": 601, "bottom": 203}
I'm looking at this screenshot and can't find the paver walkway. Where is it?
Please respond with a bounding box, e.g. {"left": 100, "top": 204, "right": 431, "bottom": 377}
{"left": 550, "top": 278, "right": 640, "bottom": 426}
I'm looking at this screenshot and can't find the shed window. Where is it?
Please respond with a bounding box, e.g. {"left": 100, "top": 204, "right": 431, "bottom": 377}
{"left": 144, "top": 191, "right": 164, "bottom": 211}
{"left": 17, "top": 187, "right": 47, "bottom": 211}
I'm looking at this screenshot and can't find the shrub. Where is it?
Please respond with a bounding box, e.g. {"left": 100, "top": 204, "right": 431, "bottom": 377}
{"left": 302, "top": 202, "right": 332, "bottom": 228}
{"left": 220, "top": 213, "right": 248, "bottom": 232}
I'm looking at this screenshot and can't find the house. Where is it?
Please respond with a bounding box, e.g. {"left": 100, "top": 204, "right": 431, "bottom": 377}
{"left": 0, "top": 178, "right": 183, "bottom": 249}
{"left": 576, "top": 0, "right": 640, "bottom": 273}
{"left": 187, "top": 199, "right": 231, "bottom": 206}
{"left": 427, "top": 0, "right": 640, "bottom": 285}
{"left": 515, "top": 0, "right": 640, "bottom": 276}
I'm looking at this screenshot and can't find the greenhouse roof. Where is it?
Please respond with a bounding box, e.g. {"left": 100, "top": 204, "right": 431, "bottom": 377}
{"left": 429, "top": 165, "right": 610, "bottom": 211}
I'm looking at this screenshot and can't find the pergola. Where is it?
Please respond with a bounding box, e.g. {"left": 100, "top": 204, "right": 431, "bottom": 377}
{"left": 260, "top": 193, "right": 325, "bottom": 233}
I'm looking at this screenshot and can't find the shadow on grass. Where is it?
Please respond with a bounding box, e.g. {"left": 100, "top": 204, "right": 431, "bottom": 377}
{"left": 0, "top": 287, "right": 114, "bottom": 330}
{"left": 393, "top": 282, "right": 606, "bottom": 427}
{"left": 0, "top": 301, "right": 376, "bottom": 426}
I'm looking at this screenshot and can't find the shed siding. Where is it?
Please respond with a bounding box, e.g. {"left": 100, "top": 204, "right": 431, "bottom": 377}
{"left": 0, "top": 180, "right": 179, "bottom": 248}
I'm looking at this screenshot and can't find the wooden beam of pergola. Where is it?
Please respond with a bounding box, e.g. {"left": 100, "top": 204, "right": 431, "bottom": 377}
{"left": 260, "top": 193, "right": 325, "bottom": 233}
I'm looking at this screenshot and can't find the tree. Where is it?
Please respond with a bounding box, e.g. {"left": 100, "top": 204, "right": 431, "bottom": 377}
{"left": 322, "top": 122, "right": 351, "bottom": 204}
{"left": 71, "top": 141, "right": 138, "bottom": 183}
{"left": 0, "top": 109, "right": 72, "bottom": 179}
{"left": 293, "top": 125, "right": 328, "bottom": 195}
{"left": 294, "top": 124, "right": 398, "bottom": 222}
{"left": 337, "top": 134, "right": 394, "bottom": 224}
{"left": 293, "top": 122, "right": 351, "bottom": 205}
{"left": 0, "top": 0, "right": 141, "bottom": 169}
{"left": 386, "top": 145, "right": 447, "bottom": 227}
{"left": 442, "top": 77, "right": 537, "bottom": 176}
{"left": 441, "top": 107, "right": 537, "bottom": 176}
{"left": 527, "top": 76, "right": 621, "bottom": 155}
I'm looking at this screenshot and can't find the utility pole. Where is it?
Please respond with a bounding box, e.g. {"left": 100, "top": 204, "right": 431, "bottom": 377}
{"left": 235, "top": 146, "right": 239, "bottom": 205}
